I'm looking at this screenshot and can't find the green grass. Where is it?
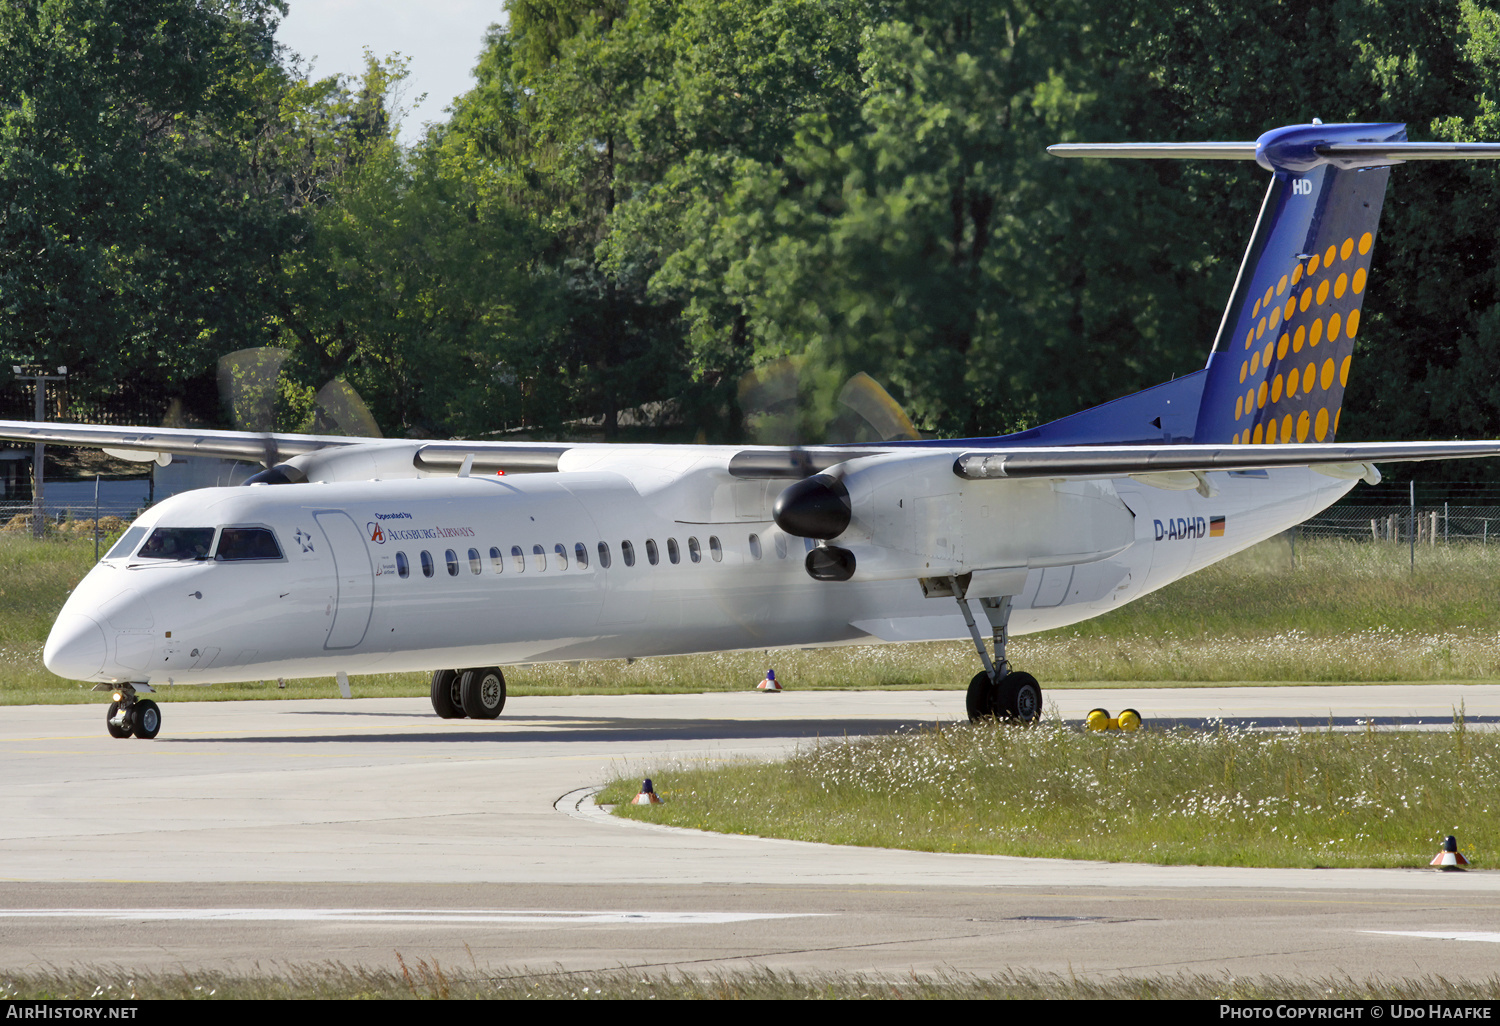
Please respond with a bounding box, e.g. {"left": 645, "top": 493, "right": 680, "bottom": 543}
{"left": 2, "top": 963, "right": 1497, "bottom": 999}
{"left": 604, "top": 711, "right": 1497, "bottom": 868}
{"left": 5, "top": 531, "right": 1500, "bottom": 704}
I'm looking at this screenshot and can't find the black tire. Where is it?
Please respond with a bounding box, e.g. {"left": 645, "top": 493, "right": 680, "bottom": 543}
{"left": 106, "top": 701, "right": 132, "bottom": 739}
{"left": 430, "top": 669, "right": 464, "bottom": 718}
{"left": 995, "top": 671, "right": 1042, "bottom": 724}
{"left": 966, "top": 670, "right": 995, "bottom": 722}
{"left": 131, "top": 699, "right": 161, "bottom": 739}
{"left": 460, "top": 667, "right": 506, "bottom": 720}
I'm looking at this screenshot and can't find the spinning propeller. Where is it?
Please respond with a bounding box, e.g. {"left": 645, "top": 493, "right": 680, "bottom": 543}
{"left": 215, "top": 347, "right": 382, "bottom": 470}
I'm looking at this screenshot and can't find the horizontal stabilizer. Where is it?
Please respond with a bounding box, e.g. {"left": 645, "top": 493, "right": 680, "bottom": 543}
{"left": 1048, "top": 141, "right": 1500, "bottom": 164}
{"left": 1049, "top": 124, "right": 1500, "bottom": 174}
{"left": 1048, "top": 142, "right": 1258, "bottom": 160}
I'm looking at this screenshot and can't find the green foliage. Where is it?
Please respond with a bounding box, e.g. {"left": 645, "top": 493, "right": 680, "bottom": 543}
{"left": 0, "top": 0, "right": 299, "bottom": 405}
{"left": 610, "top": 717, "right": 1500, "bottom": 868}
{"left": 276, "top": 135, "right": 553, "bottom": 438}
{"left": 10, "top": 0, "right": 1500, "bottom": 452}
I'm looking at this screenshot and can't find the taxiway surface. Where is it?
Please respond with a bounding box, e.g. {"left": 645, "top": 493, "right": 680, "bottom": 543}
{"left": 2, "top": 685, "right": 1497, "bottom": 980}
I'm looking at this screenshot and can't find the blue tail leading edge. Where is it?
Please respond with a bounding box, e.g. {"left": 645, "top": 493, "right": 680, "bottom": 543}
{"left": 1005, "top": 121, "right": 1500, "bottom": 450}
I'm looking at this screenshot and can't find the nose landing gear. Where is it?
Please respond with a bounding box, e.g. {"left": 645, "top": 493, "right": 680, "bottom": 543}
{"left": 954, "top": 588, "right": 1042, "bottom": 724}
{"left": 104, "top": 685, "right": 161, "bottom": 739}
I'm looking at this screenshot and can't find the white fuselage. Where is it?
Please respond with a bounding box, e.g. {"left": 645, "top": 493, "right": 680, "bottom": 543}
{"left": 43, "top": 446, "right": 1357, "bottom": 686}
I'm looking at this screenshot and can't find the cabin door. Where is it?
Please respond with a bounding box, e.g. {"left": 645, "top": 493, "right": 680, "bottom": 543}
{"left": 315, "top": 510, "right": 375, "bottom": 649}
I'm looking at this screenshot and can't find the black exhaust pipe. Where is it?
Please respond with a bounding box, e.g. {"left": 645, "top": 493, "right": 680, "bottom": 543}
{"left": 805, "top": 545, "right": 856, "bottom": 582}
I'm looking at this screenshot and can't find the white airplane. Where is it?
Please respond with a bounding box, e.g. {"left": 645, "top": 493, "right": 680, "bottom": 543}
{"left": 8, "top": 119, "right": 1500, "bottom": 740}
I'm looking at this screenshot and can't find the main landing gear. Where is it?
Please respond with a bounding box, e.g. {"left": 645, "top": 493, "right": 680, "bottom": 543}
{"left": 430, "top": 667, "right": 506, "bottom": 720}
{"left": 954, "top": 590, "right": 1042, "bottom": 725}
{"left": 104, "top": 685, "right": 161, "bottom": 740}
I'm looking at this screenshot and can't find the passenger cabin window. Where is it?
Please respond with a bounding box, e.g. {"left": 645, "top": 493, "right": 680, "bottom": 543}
{"left": 421, "top": 551, "right": 435, "bottom": 578}
{"left": 774, "top": 534, "right": 788, "bottom": 559}
{"left": 575, "top": 542, "right": 589, "bottom": 568}
{"left": 597, "top": 541, "right": 611, "bottom": 568}
{"left": 512, "top": 545, "right": 526, "bottom": 572}
{"left": 489, "top": 546, "right": 504, "bottom": 573}
{"left": 104, "top": 526, "right": 147, "bottom": 561}
{"left": 646, "top": 539, "right": 659, "bottom": 565}
{"left": 468, "top": 548, "right": 482, "bottom": 575}
{"left": 688, "top": 537, "right": 701, "bottom": 563}
{"left": 445, "top": 549, "right": 460, "bottom": 576}
{"left": 397, "top": 551, "right": 410, "bottom": 579}
{"left": 554, "top": 543, "right": 569, "bottom": 570}
{"left": 216, "top": 528, "right": 282, "bottom": 562}
{"left": 709, "top": 536, "right": 723, "bottom": 562}
{"left": 748, "top": 534, "right": 762, "bottom": 560}
{"left": 621, "top": 540, "right": 635, "bottom": 567}
{"left": 667, "top": 538, "right": 680, "bottom": 564}
{"left": 532, "top": 544, "right": 547, "bottom": 572}
{"left": 137, "top": 527, "right": 216, "bottom": 560}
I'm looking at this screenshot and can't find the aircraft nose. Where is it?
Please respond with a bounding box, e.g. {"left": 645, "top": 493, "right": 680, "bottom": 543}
{"left": 44, "top": 613, "right": 109, "bottom": 680}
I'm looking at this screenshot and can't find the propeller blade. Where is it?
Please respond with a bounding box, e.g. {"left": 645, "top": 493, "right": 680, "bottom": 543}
{"left": 216, "top": 347, "right": 290, "bottom": 468}
{"left": 312, "top": 380, "right": 383, "bottom": 438}
{"left": 834, "top": 372, "right": 920, "bottom": 442}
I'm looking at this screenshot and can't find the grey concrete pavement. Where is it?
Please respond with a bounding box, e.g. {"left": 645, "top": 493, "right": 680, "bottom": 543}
{"left": 1, "top": 685, "right": 1497, "bottom": 978}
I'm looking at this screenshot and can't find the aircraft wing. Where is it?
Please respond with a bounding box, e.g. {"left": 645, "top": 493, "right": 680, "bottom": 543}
{"left": 0, "top": 419, "right": 365, "bottom": 463}
{"left": 952, "top": 440, "right": 1500, "bottom": 481}
{"left": 6, "top": 417, "right": 1500, "bottom": 482}
{"left": 0, "top": 420, "right": 572, "bottom": 471}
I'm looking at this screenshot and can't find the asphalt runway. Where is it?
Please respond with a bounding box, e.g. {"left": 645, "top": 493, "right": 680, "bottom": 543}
{"left": 3, "top": 684, "right": 1499, "bottom": 981}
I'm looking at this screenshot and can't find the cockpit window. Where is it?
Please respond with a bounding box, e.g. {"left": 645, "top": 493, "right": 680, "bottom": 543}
{"left": 216, "top": 528, "right": 283, "bottom": 561}
{"left": 136, "top": 527, "right": 216, "bottom": 560}
{"left": 103, "top": 526, "right": 147, "bottom": 561}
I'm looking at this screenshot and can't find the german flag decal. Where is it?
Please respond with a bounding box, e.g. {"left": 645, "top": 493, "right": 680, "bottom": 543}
{"left": 1209, "top": 516, "right": 1226, "bottom": 537}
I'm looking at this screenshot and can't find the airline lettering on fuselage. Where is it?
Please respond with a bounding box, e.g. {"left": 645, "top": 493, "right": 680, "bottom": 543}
{"left": 381, "top": 526, "right": 476, "bottom": 543}
{"left": 370, "top": 513, "right": 412, "bottom": 544}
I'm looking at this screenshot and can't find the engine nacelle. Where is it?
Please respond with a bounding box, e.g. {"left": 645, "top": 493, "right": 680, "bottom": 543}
{"left": 774, "top": 451, "right": 1136, "bottom": 583}
{"left": 258, "top": 441, "right": 430, "bottom": 484}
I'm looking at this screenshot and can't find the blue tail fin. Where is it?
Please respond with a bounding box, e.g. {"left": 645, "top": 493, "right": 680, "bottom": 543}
{"left": 958, "top": 122, "right": 1500, "bottom": 451}
{"left": 1192, "top": 123, "right": 1404, "bottom": 445}
{"left": 1025, "top": 121, "right": 1500, "bottom": 449}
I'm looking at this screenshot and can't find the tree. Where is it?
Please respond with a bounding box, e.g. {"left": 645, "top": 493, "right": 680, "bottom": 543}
{"left": 0, "top": 0, "right": 300, "bottom": 409}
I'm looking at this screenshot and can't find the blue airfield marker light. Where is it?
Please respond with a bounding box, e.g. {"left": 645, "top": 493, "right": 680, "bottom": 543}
{"left": 632, "top": 779, "right": 664, "bottom": 806}
{"left": 1431, "top": 835, "right": 1469, "bottom": 871}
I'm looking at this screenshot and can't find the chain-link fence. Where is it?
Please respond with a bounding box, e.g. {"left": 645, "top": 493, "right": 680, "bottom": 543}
{"left": 1299, "top": 504, "right": 1500, "bottom": 544}
{"left": 0, "top": 501, "right": 146, "bottom": 541}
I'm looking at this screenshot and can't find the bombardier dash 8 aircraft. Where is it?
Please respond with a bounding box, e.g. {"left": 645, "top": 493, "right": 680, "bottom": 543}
{"left": 9, "top": 120, "right": 1500, "bottom": 741}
